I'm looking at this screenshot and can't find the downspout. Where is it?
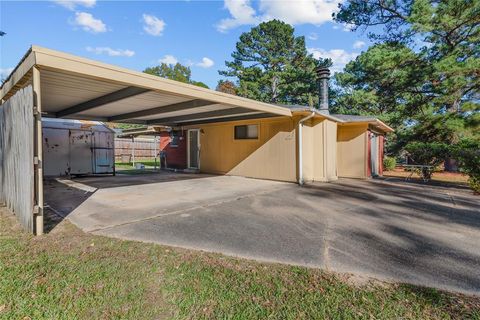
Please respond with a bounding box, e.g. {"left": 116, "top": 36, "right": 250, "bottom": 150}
{"left": 298, "top": 111, "right": 315, "bottom": 185}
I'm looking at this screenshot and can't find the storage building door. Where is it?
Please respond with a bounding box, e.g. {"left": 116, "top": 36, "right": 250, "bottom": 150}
{"left": 93, "top": 131, "right": 114, "bottom": 174}
{"left": 43, "top": 128, "right": 70, "bottom": 176}
{"left": 69, "top": 130, "right": 93, "bottom": 175}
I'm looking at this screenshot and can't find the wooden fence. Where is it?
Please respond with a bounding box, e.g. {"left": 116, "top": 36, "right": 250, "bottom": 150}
{"left": 0, "top": 86, "right": 35, "bottom": 232}
{"left": 115, "top": 137, "right": 159, "bottom": 162}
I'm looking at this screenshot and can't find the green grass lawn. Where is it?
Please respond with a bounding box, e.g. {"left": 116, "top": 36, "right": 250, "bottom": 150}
{"left": 1, "top": 209, "right": 479, "bottom": 320}
{"left": 115, "top": 161, "right": 163, "bottom": 175}
{"left": 115, "top": 161, "right": 166, "bottom": 175}
{"left": 116, "top": 161, "right": 160, "bottom": 168}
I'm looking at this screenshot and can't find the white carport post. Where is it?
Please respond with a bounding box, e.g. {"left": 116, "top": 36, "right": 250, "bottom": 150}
{"left": 153, "top": 135, "right": 158, "bottom": 170}
{"left": 33, "top": 67, "right": 44, "bottom": 235}
{"left": 131, "top": 136, "right": 135, "bottom": 167}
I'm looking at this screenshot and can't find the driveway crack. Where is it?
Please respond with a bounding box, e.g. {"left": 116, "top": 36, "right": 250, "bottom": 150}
{"left": 87, "top": 185, "right": 289, "bottom": 233}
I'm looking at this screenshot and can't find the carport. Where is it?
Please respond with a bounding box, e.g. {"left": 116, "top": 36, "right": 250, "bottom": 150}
{"left": 0, "top": 46, "right": 291, "bottom": 235}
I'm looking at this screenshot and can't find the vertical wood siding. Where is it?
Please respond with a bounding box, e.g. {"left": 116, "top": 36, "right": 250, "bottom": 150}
{"left": 114, "top": 138, "right": 158, "bottom": 160}
{"left": 0, "top": 86, "right": 35, "bottom": 231}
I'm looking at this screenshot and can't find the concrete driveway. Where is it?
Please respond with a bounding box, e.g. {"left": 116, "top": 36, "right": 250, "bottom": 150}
{"left": 45, "top": 172, "right": 480, "bottom": 295}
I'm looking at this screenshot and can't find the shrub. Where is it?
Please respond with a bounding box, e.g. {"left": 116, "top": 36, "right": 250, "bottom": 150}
{"left": 468, "top": 177, "right": 480, "bottom": 194}
{"left": 452, "top": 138, "right": 480, "bottom": 193}
{"left": 404, "top": 142, "right": 450, "bottom": 179}
{"left": 383, "top": 156, "right": 396, "bottom": 171}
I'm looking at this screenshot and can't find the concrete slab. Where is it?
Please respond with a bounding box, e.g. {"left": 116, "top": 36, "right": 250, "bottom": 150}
{"left": 67, "top": 174, "right": 288, "bottom": 232}
{"left": 94, "top": 190, "right": 328, "bottom": 267}
{"left": 46, "top": 173, "right": 480, "bottom": 295}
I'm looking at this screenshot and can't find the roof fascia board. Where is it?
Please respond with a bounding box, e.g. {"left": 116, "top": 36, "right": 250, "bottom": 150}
{"left": 0, "top": 49, "right": 36, "bottom": 101}
{"left": 337, "top": 122, "right": 369, "bottom": 127}
{"left": 368, "top": 125, "right": 386, "bottom": 135}
{"left": 339, "top": 120, "right": 394, "bottom": 133}
{"left": 375, "top": 119, "right": 394, "bottom": 132}
{"left": 32, "top": 46, "right": 291, "bottom": 117}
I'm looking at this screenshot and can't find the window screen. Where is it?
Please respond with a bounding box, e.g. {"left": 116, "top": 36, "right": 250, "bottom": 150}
{"left": 234, "top": 124, "right": 258, "bottom": 139}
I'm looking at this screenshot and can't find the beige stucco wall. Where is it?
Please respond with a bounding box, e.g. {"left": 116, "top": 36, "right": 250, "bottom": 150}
{"left": 324, "top": 120, "right": 338, "bottom": 181}
{"left": 301, "top": 118, "right": 338, "bottom": 182}
{"left": 187, "top": 114, "right": 339, "bottom": 183}
{"left": 337, "top": 124, "right": 368, "bottom": 179}
{"left": 191, "top": 116, "right": 298, "bottom": 182}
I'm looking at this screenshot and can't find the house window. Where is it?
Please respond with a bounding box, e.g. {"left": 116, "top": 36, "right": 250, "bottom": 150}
{"left": 234, "top": 124, "right": 258, "bottom": 140}
{"left": 170, "top": 131, "right": 180, "bottom": 147}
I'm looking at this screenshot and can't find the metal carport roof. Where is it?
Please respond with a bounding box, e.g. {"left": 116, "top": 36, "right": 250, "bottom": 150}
{"left": 0, "top": 46, "right": 292, "bottom": 126}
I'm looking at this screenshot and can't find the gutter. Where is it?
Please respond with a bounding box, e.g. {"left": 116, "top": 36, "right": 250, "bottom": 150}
{"left": 298, "top": 111, "right": 315, "bottom": 185}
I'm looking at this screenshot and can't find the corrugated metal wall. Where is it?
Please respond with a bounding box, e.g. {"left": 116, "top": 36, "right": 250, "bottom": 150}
{"left": 0, "top": 86, "right": 35, "bottom": 232}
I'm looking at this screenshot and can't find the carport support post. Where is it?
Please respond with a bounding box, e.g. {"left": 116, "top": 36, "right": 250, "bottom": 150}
{"left": 154, "top": 135, "right": 157, "bottom": 170}
{"left": 33, "top": 67, "right": 44, "bottom": 235}
{"left": 131, "top": 136, "right": 135, "bottom": 168}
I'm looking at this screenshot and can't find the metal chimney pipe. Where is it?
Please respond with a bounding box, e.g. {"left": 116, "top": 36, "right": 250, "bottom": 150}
{"left": 316, "top": 67, "right": 330, "bottom": 114}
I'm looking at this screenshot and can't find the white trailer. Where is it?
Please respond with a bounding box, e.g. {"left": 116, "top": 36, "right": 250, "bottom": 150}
{"left": 42, "top": 118, "right": 115, "bottom": 177}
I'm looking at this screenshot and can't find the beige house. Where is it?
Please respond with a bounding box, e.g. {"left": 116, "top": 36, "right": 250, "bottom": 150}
{"left": 179, "top": 109, "right": 391, "bottom": 183}
{"left": 0, "top": 46, "right": 392, "bottom": 234}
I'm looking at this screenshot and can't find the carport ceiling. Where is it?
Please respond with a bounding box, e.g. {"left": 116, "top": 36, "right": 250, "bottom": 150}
{"left": 0, "top": 46, "right": 291, "bottom": 126}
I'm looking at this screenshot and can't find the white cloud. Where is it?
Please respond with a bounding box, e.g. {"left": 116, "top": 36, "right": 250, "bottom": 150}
{"left": 73, "top": 12, "right": 106, "bottom": 33}
{"left": 333, "top": 22, "right": 355, "bottom": 32}
{"left": 353, "top": 40, "right": 366, "bottom": 49}
{"left": 142, "top": 14, "right": 165, "bottom": 36}
{"left": 342, "top": 23, "right": 355, "bottom": 32}
{"left": 217, "top": 0, "right": 259, "bottom": 32}
{"left": 308, "top": 48, "right": 358, "bottom": 73}
{"left": 86, "top": 46, "right": 135, "bottom": 57}
{"left": 196, "top": 57, "right": 214, "bottom": 68}
{"left": 217, "top": 0, "right": 341, "bottom": 32}
{"left": 158, "top": 55, "right": 178, "bottom": 65}
{"left": 308, "top": 32, "right": 318, "bottom": 40}
{"left": 0, "top": 67, "right": 14, "bottom": 80}
{"left": 53, "top": 0, "right": 95, "bottom": 10}
{"left": 259, "top": 0, "right": 340, "bottom": 25}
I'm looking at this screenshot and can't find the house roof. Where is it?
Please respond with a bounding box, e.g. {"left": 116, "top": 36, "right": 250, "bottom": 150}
{"left": 331, "top": 114, "right": 377, "bottom": 122}
{"left": 1, "top": 46, "right": 291, "bottom": 127}
{"left": 278, "top": 105, "right": 394, "bottom": 133}
{"left": 333, "top": 114, "right": 394, "bottom": 132}
{"left": 276, "top": 104, "right": 345, "bottom": 122}
{"left": 1, "top": 45, "right": 393, "bottom": 133}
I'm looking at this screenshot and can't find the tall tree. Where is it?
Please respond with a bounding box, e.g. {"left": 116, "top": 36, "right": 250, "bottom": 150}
{"left": 332, "top": 42, "right": 433, "bottom": 127}
{"left": 216, "top": 80, "right": 238, "bottom": 95}
{"left": 144, "top": 63, "right": 209, "bottom": 89}
{"left": 334, "top": 0, "right": 479, "bottom": 115}
{"left": 220, "top": 20, "right": 330, "bottom": 105}
{"left": 333, "top": 0, "right": 479, "bottom": 143}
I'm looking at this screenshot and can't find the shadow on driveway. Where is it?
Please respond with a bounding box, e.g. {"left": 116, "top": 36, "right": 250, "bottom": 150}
{"left": 46, "top": 173, "right": 480, "bottom": 295}
{"left": 301, "top": 179, "right": 480, "bottom": 294}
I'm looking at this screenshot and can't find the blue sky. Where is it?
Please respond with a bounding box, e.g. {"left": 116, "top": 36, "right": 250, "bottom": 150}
{"left": 1, "top": 0, "right": 371, "bottom": 88}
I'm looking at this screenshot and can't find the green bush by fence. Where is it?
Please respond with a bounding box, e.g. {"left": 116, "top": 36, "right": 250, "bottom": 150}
{"left": 383, "top": 156, "right": 397, "bottom": 171}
